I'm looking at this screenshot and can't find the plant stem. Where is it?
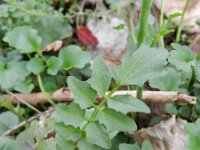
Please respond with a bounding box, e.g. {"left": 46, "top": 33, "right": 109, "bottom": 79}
{"left": 136, "top": 0, "right": 153, "bottom": 47}
{"left": 136, "top": 86, "right": 143, "bottom": 99}
{"left": 136, "top": 0, "right": 152, "bottom": 99}
{"left": 130, "top": 5, "right": 137, "bottom": 44}
{"left": 159, "top": 0, "right": 164, "bottom": 47}
{"left": 82, "top": 84, "right": 120, "bottom": 130}
{"left": 176, "top": 0, "right": 190, "bottom": 43}
{"left": 151, "top": 33, "right": 161, "bottom": 47}
{"left": 37, "top": 74, "right": 56, "bottom": 106}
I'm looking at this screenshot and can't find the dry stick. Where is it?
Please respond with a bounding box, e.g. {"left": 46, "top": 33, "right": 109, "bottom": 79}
{"left": 1, "top": 114, "right": 39, "bottom": 137}
{"left": 1, "top": 88, "right": 196, "bottom": 105}
{"left": 1, "top": 88, "right": 42, "bottom": 114}
{"left": 2, "top": 107, "right": 54, "bottom": 137}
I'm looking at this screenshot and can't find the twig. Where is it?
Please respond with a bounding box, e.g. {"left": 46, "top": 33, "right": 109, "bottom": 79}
{"left": 1, "top": 88, "right": 196, "bottom": 105}
{"left": 1, "top": 87, "right": 42, "bottom": 114}
{"left": 1, "top": 107, "right": 54, "bottom": 137}
{"left": 1, "top": 115, "right": 39, "bottom": 137}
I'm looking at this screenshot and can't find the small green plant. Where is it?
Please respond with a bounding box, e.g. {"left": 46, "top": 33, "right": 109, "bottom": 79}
{"left": 53, "top": 44, "right": 168, "bottom": 149}
{"left": 1, "top": 0, "right": 200, "bottom": 149}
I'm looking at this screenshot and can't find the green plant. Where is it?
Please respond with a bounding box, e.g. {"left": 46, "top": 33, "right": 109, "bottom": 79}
{"left": 1, "top": 0, "right": 200, "bottom": 149}
{"left": 53, "top": 44, "right": 168, "bottom": 149}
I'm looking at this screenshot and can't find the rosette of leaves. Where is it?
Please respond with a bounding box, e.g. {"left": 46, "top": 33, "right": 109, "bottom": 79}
{"left": 53, "top": 44, "right": 169, "bottom": 149}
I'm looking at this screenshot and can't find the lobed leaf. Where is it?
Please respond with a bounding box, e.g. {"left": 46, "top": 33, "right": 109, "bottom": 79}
{"left": 47, "top": 56, "right": 63, "bottom": 76}
{"left": 0, "top": 61, "right": 30, "bottom": 89}
{"left": 112, "top": 44, "right": 168, "bottom": 86}
{"left": 59, "top": 45, "right": 90, "bottom": 71}
{"left": 26, "top": 57, "right": 44, "bottom": 74}
{"left": 78, "top": 137, "right": 102, "bottom": 150}
{"left": 67, "top": 76, "right": 97, "bottom": 109}
{"left": 86, "top": 122, "right": 111, "bottom": 149}
{"left": 56, "top": 135, "right": 76, "bottom": 150}
{"left": 107, "top": 95, "right": 150, "bottom": 114}
{"left": 168, "top": 43, "right": 195, "bottom": 72}
{"left": 54, "top": 103, "right": 85, "bottom": 127}
{"left": 3, "top": 26, "right": 41, "bottom": 53}
{"left": 98, "top": 108, "right": 137, "bottom": 132}
{"left": 55, "top": 123, "right": 82, "bottom": 141}
{"left": 88, "top": 56, "right": 112, "bottom": 95}
{"left": 149, "top": 67, "right": 183, "bottom": 91}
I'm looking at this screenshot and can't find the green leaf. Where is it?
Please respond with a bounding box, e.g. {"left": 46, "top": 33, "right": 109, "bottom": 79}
{"left": 67, "top": 76, "right": 97, "bottom": 109}
{"left": 86, "top": 122, "right": 111, "bottom": 149}
{"left": 43, "top": 76, "right": 58, "bottom": 92}
{"left": 34, "top": 118, "right": 55, "bottom": 142}
{"left": 185, "top": 118, "right": 200, "bottom": 150}
{"left": 141, "top": 140, "right": 153, "bottom": 150}
{"left": 54, "top": 103, "right": 85, "bottom": 127}
{"left": 59, "top": 45, "right": 90, "bottom": 70}
{"left": 55, "top": 123, "right": 82, "bottom": 141}
{"left": 88, "top": 56, "right": 112, "bottom": 95}
{"left": 168, "top": 43, "right": 195, "bottom": 72}
{"left": 32, "top": 17, "right": 72, "bottom": 47}
{"left": 168, "top": 12, "right": 182, "bottom": 20}
{"left": 47, "top": 56, "right": 62, "bottom": 76}
{"left": 119, "top": 143, "right": 140, "bottom": 150}
{"left": 112, "top": 44, "right": 168, "bottom": 86}
{"left": 78, "top": 137, "right": 102, "bottom": 150}
{"left": 108, "top": 95, "right": 150, "bottom": 114}
{"left": 14, "top": 77, "right": 34, "bottom": 93}
{"left": 99, "top": 108, "right": 137, "bottom": 132}
{"left": 16, "top": 121, "right": 37, "bottom": 149}
{"left": 55, "top": 135, "right": 76, "bottom": 150}
{"left": 159, "top": 29, "right": 174, "bottom": 36}
{"left": 194, "top": 61, "right": 200, "bottom": 82}
{"left": 111, "top": 132, "right": 128, "bottom": 150}
{"left": 0, "top": 111, "right": 19, "bottom": 136}
{"left": 149, "top": 67, "right": 183, "bottom": 91}
{"left": 165, "top": 104, "right": 178, "bottom": 114}
{"left": 185, "top": 118, "right": 200, "bottom": 135}
{"left": 0, "top": 60, "right": 5, "bottom": 71}
{"left": 37, "top": 138, "right": 56, "bottom": 150}
{"left": 0, "top": 99, "right": 15, "bottom": 112}
{"left": 26, "top": 57, "right": 44, "bottom": 74}
{"left": 178, "top": 105, "right": 191, "bottom": 118}
{"left": 0, "top": 137, "right": 22, "bottom": 150}
{"left": 3, "top": 26, "right": 41, "bottom": 53}
{"left": 0, "top": 61, "right": 30, "bottom": 89}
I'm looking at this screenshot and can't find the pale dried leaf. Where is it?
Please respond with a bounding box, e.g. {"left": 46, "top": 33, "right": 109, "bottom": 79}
{"left": 87, "top": 16, "right": 128, "bottom": 63}
{"left": 134, "top": 115, "right": 188, "bottom": 150}
{"left": 42, "top": 40, "right": 63, "bottom": 52}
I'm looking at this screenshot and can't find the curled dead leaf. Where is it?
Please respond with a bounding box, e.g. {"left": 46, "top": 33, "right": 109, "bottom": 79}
{"left": 42, "top": 40, "right": 64, "bottom": 52}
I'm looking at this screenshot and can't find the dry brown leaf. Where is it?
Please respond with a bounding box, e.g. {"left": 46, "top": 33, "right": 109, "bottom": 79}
{"left": 134, "top": 115, "right": 188, "bottom": 150}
